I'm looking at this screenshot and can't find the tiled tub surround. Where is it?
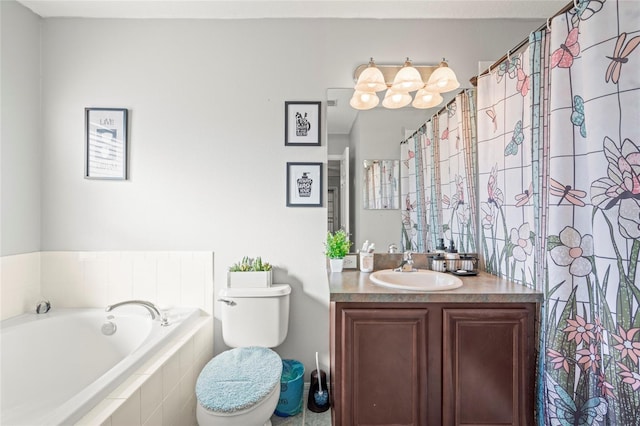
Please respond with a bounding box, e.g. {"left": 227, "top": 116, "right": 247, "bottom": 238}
{"left": 1, "top": 252, "right": 41, "bottom": 320}
{"left": 0, "top": 251, "right": 214, "bottom": 425}
{"left": 76, "top": 316, "right": 213, "bottom": 426}
{"left": 1, "top": 251, "right": 214, "bottom": 320}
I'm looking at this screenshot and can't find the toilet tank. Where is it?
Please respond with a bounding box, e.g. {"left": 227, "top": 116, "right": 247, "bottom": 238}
{"left": 218, "top": 284, "right": 291, "bottom": 348}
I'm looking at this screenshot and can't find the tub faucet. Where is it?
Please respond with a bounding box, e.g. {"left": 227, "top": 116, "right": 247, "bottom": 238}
{"left": 394, "top": 251, "right": 416, "bottom": 272}
{"left": 105, "top": 300, "right": 169, "bottom": 326}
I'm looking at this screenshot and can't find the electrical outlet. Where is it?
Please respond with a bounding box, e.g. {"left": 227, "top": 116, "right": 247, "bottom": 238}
{"left": 342, "top": 254, "right": 357, "bottom": 269}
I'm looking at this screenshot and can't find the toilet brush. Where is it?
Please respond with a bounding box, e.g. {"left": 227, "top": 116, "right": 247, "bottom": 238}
{"left": 313, "top": 352, "right": 328, "bottom": 406}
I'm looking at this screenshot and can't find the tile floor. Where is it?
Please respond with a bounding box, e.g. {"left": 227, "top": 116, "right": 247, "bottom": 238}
{"left": 271, "top": 406, "right": 331, "bottom": 426}
{"left": 270, "top": 386, "right": 332, "bottom": 425}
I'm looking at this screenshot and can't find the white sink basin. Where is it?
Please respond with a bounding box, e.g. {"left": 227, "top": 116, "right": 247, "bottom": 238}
{"left": 370, "top": 269, "right": 463, "bottom": 292}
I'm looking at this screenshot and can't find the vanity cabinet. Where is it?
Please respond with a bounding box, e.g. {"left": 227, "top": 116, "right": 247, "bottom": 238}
{"left": 330, "top": 302, "right": 537, "bottom": 426}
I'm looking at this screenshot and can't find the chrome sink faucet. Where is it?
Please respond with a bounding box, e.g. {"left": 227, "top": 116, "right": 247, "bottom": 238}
{"left": 394, "top": 251, "right": 416, "bottom": 272}
{"left": 105, "top": 300, "right": 169, "bottom": 326}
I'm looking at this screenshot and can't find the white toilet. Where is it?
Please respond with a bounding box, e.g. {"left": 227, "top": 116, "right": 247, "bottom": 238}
{"left": 196, "top": 284, "right": 291, "bottom": 426}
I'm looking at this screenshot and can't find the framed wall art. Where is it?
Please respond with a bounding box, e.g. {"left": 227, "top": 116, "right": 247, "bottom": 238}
{"left": 286, "top": 162, "right": 323, "bottom": 207}
{"left": 284, "top": 101, "right": 321, "bottom": 146}
{"left": 85, "top": 107, "right": 128, "bottom": 180}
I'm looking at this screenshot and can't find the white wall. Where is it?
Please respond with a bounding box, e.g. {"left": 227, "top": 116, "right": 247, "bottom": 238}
{"left": 2, "top": 7, "right": 543, "bottom": 372}
{"left": 1, "top": 0, "right": 41, "bottom": 255}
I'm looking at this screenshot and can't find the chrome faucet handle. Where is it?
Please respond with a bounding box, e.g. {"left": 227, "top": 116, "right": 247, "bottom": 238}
{"left": 388, "top": 244, "right": 398, "bottom": 254}
{"left": 403, "top": 251, "right": 413, "bottom": 262}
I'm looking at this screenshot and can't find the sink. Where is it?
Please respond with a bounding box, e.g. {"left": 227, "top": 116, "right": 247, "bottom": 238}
{"left": 369, "top": 269, "right": 463, "bottom": 292}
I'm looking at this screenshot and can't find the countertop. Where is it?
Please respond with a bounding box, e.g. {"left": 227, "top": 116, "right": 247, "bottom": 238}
{"left": 328, "top": 270, "right": 543, "bottom": 303}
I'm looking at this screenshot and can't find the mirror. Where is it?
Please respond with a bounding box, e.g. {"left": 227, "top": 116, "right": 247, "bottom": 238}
{"left": 327, "top": 88, "right": 441, "bottom": 251}
{"left": 362, "top": 160, "right": 400, "bottom": 209}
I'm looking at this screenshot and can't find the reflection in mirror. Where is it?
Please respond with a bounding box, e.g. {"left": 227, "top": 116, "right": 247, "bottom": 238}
{"left": 363, "top": 160, "right": 399, "bottom": 209}
{"left": 327, "top": 87, "right": 465, "bottom": 252}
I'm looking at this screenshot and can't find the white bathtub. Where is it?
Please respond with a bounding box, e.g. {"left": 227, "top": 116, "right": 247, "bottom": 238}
{"left": 0, "top": 306, "right": 202, "bottom": 426}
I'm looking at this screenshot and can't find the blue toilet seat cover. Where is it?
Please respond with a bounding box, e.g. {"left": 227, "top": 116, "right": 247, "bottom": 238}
{"left": 196, "top": 346, "right": 282, "bottom": 413}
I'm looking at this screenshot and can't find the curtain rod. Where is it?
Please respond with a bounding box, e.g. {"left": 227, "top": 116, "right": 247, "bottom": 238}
{"left": 470, "top": 0, "right": 577, "bottom": 86}
{"left": 400, "top": 89, "right": 465, "bottom": 144}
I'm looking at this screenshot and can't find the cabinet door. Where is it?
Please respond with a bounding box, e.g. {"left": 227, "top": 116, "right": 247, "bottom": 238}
{"left": 337, "top": 307, "right": 430, "bottom": 426}
{"left": 442, "top": 307, "right": 535, "bottom": 426}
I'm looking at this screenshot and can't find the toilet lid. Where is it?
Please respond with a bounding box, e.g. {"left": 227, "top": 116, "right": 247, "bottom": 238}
{"left": 196, "top": 346, "right": 282, "bottom": 413}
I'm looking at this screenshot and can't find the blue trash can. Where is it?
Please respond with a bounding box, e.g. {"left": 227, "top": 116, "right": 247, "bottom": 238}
{"left": 275, "top": 359, "right": 305, "bottom": 417}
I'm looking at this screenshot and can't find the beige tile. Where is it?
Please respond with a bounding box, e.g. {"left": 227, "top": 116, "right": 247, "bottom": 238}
{"left": 178, "top": 338, "right": 194, "bottom": 377}
{"left": 162, "top": 385, "right": 181, "bottom": 426}
{"left": 163, "top": 352, "right": 180, "bottom": 397}
{"left": 141, "top": 370, "right": 163, "bottom": 424}
{"left": 74, "top": 398, "right": 123, "bottom": 426}
{"left": 157, "top": 257, "right": 180, "bottom": 309}
{"left": 132, "top": 255, "right": 157, "bottom": 302}
{"left": 111, "top": 390, "right": 141, "bottom": 426}
{"left": 179, "top": 395, "right": 197, "bottom": 426}
{"left": 108, "top": 374, "right": 148, "bottom": 400}
{"left": 143, "top": 405, "right": 162, "bottom": 426}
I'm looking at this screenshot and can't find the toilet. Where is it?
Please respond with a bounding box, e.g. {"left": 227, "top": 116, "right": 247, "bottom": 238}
{"left": 196, "top": 284, "right": 291, "bottom": 426}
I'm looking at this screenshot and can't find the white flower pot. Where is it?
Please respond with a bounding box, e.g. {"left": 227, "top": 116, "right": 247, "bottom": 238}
{"left": 329, "top": 258, "right": 344, "bottom": 273}
{"left": 227, "top": 271, "right": 272, "bottom": 288}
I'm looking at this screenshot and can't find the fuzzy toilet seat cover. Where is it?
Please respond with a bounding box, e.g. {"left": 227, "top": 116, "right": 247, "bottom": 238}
{"left": 196, "top": 346, "right": 282, "bottom": 413}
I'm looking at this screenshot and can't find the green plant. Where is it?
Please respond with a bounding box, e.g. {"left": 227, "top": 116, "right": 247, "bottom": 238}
{"left": 228, "top": 256, "right": 272, "bottom": 272}
{"left": 324, "top": 230, "right": 352, "bottom": 259}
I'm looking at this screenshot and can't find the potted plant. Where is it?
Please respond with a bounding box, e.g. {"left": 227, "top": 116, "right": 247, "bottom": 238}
{"left": 324, "top": 230, "right": 353, "bottom": 272}
{"left": 227, "top": 256, "right": 273, "bottom": 288}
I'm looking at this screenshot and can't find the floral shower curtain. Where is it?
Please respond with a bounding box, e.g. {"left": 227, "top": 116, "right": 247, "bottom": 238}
{"left": 400, "top": 90, "right": 477, "bottom": 254}
{"left": 478, "top": 0, "right": 640, "bottom": 423}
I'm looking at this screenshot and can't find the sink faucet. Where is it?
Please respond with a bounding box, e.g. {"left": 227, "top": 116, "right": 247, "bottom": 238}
{"left": 105, "top": 300, "right": 169, "bottom": 326}
{"left": 394, "top": 251, "right": 416, "bottom": 272}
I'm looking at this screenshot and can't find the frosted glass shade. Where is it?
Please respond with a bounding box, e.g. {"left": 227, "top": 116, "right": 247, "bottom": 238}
{"left": 426, "top": 62, "right": 460, "bottom": 93}
{"left": 412, "top": 89, "right": 443, "bottom": 109}
{"left": 350, "top": 90, "right": 379, "bottom": 110}
{"left": 382, "top": 89, "right": 412, "bottom": 109}
{"left": 390, "top": 60, "right": 424, "bottom": 93}
{"left": 355, "top": 64, "right": 386, "bottom": 92}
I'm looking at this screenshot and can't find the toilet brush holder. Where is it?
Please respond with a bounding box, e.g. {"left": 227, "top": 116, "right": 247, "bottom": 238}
{"left": 307, "top": 369, "right": 330, "bottom": 413}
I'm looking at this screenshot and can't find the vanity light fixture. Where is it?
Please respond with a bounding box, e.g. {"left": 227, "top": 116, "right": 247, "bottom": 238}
{"left": 350, "top": 90, "right": 380, "bottom": 110}
{"left": 350, "top": 57, "right": 460, "bottom": 110}
{"left": 382, "top": 88, "right": 412, "bottom": 109}
{"left": 425, "top": 59, "right": 461, "bottom": 93}
{"left": 412, "top": 88, "right": 443, "bottom": 109}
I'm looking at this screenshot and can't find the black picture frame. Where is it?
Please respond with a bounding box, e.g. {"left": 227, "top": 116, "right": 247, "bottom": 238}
{"left": 85, "top": 107, "right": 128, "bottom": 180}
{"left": 284, "top": 101, "right": 321, "bottom": 146}
{"left": 286, "top": 162, "right": 323, "bottom": 207}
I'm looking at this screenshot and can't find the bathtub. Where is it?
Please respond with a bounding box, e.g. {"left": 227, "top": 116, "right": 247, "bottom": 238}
{"left": 1, "top": 306, "right": 202, "bottom": 426}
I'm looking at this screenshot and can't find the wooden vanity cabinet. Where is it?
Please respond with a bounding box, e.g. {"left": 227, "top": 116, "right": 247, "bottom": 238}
{"left": 330, "top": 302, "right": 537, "bottom": 426}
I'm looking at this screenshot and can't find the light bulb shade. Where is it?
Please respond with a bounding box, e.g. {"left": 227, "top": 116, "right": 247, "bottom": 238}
{"left": 350, "top": 90, "right": 379, "bottom": 110}
{"left": 355, "top": 63, "right": 387, "bottom": 92}
{"left": 382, "top": 88, "right": 412, "bottom": 109}
{"left": 412, "top": 88, "right": 443, "bottom": 109}
{"left": 426, "top": 62, "right": 460, "bottom": 93}
{"left": 391, "top": 60, "right": 424, "bottom": 93}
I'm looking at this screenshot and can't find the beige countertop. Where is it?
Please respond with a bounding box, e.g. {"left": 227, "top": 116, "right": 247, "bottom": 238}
{"left": 328, "top": 269, "right": 543, "bottom": 303}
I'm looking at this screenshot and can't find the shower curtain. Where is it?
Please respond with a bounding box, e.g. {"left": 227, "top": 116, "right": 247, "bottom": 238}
{"left": 477, "top": 0, "right": 640, "bottom": 423}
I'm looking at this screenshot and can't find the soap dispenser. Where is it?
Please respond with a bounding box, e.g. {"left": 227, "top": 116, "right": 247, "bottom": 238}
{"left": 435, "top": 238, "right": 446, "bottom": 253}
{"left": 445, "top": 240, "right": 460, "bottom": 271}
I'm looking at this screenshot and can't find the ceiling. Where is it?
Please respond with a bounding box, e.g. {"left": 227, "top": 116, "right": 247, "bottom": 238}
{"left": 17, "top": 0, "right": 567, "bottom": 19}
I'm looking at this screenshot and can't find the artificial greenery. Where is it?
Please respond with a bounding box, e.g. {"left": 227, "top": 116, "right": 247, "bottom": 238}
{"left": 228, "top": 256, "right": 272, "bottom": 272}
{"left": 324, "top": 230, "right": 353, "bottom": 259}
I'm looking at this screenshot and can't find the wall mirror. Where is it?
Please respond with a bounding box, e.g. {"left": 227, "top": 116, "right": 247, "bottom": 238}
{"left": 362, "top": 160, "right": 400, "bottom": 210}
{"left": 327, "top": 87, "right": 476, "bottom": 253}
